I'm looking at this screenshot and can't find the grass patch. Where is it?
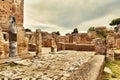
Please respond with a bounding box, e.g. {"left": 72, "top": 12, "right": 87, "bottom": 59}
{"left": 103, "top": 59, "right": 120, "bottom": 80}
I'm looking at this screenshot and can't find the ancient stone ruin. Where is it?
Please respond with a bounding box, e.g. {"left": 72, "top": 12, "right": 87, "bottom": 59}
{"left": 0, "top": 0, "right": 119, "bottom": 80}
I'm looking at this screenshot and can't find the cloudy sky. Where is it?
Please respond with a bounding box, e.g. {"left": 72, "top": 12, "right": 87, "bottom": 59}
{"left": 24, "top": 0, "right": 120, "bottom": 35}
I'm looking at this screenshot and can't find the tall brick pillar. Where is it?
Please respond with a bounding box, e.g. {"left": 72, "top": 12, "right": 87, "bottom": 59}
{"left": 9, "top": 16, "right": 17, "bottom": 57}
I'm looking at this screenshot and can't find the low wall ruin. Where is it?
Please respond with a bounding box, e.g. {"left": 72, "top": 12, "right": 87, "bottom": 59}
{"left": 57, "top": 42, "right": 95, "bottom": 51}
{"left": 76, "top": 44, "right": 95, "bottom": 51}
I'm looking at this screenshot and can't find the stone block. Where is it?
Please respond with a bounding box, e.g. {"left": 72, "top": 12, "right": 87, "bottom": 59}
{"left": 106, "top": 49, "right": 114, "bottom": 62}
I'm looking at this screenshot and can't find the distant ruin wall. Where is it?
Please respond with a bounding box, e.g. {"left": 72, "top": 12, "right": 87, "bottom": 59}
{"left": 43, "top": 39, "right": 53, "bottom": 47}
{"left": 17, "top": 27, "right": 29, "bottom": 55}
{"left": 57, "top": 42, "right": 95, "bottom": 51}
{"left": 76, "top": 44, "right": 95, "bottom": 51}
{"left": 57, "top": 42, "right": 64, "bottom": 51}
{"left": 64, "top": 43, "right": 76, "bottom": 50}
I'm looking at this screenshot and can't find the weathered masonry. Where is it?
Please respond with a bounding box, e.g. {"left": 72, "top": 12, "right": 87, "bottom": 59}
{"left": 0, "top": 0, "right": 24, "bottom": 31}
{"left": 0, "top": 0, "right": 29, "bottom": 58}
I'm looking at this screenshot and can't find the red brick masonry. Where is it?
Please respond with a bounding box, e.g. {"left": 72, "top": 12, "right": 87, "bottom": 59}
{"left": 57, "top": 42, "right": 95, "bottom": 51}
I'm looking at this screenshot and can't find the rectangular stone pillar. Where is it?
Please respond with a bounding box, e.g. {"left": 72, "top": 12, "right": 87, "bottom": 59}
{"left": 9, "top": 16, "right": 17, "bottom": 57}
{"left": 35, "top": 29, "right": 42, "bottom": 56}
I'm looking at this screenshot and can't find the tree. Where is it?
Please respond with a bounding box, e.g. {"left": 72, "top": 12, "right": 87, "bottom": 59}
{"left": 52, "top": 31, "right": 60, "bottom": 35}
{"left": 110, "top": 18, "right": 120, "bottom": 32}
{"left": 72, "top": 28, "right": 78, "bottom": 34}
{"left": 96, "top": 31, "right": 107, "bottom": 39}
{"left": 88, "top": 26, "right": 107, "bottom": 39}
{"left": 110, "top": 18, "right": 120, "bottom": 26}
{"left": 56, "top": 31, "right": 60, "bottom": 35}
{"left": 25, "top": 28, "right": 32, "bottom": 32}
{"left": 88, "top": 27, "right": 95, "bottom": 32}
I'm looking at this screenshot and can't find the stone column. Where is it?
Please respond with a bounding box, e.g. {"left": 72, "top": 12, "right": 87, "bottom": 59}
{"left": 35, "top": 29, "right": 42, "bottom": 56}
{"left": 9, "top": 16, "right": 17, "bottom": 57}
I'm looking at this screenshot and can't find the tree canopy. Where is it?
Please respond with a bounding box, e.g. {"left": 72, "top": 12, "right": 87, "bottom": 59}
{"left": 25, "top": 28, "right": 32, "bottom": 32}
{"left": 88, "top": 27, "right": 95, "bottom": 32}
{"left": 109, "top": 18, "right": 120, "bottom": 32}
{"left": 52, "top": 31, "right": 60, "bottom": 35}
{"left": 110, "top": 18, "right": 120, "bottom": 26}
{"left": 87, "top": 26, "right": 106, "bottom": 39}
{"left": 72, "top": 28, "right": 78, "bottom": 34}
{"left": 56, "top": 31, "right": 60, "bottom": 35}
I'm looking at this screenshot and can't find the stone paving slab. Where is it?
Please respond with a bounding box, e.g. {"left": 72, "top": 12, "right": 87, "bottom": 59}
{"left": 0, "top": 51, "right": 95, "bottom": 79}
{"left": 67, "top": 55, "right": 105, "bottom": 80}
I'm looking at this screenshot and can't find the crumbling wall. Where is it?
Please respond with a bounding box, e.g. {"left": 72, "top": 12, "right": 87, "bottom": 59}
{"left": 57, "top": 42, "right": 64, "bottom": 51}
{"left": 43, "top": 39, "right": 53, "bottom": 47}
{"left": 42, "top": 32, "right": 54, "bottom": 47}
{"left": 26, "top": 32, "right": 37, "bottom": 51}
{"left": 88, "top": 31, "right": 96, "bottom": 42}
{"left": 26, "top": 31, "right": 42, "bottom": 52}
{"left": 115, "top": 39, "right": 120, "bottom": 49}
{"left": 68, "top": 33, "right": 90, "bottom": 44}
{"left": 17, "top": 27, "right": 28, "bottom": 55}
{"left": 93, "top": 38, "right": 106, "bottom": 55}
{"left": 0, "top": 28, "right": 9, "bottom": 58}
{"left": 55, "top": 36, "right": 69, "bottom": 43}
{"left": 106, "top": 33, "right": 120, "bottom": 49}
{"left": 114, "top": 33, "right": 120, "bottom": 49}
{"left": 0, "top": 0, "right": 24, "bottom": 31}
{"left": 106, "top": 34, "right": 115, "bottom": 49}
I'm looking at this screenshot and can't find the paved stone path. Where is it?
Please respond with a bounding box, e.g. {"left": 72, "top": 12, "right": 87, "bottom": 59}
{"left": 0, "top": 50, "right": 95, "bottom": 79}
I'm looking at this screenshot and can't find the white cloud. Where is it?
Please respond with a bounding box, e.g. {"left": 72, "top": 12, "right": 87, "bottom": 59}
{"left": 78, "top": 14, "right": 118, "bottom": 31}
{"left": 24, "top": 0, "right": 120, "bottom": 35}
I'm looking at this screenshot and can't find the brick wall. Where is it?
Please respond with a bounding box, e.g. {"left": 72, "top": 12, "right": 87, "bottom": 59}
{"left": 0, "top": 0, "right": 24, "bottom": 31}
{"left": 57, "top": 42, "right": 95, "bottom": 51}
